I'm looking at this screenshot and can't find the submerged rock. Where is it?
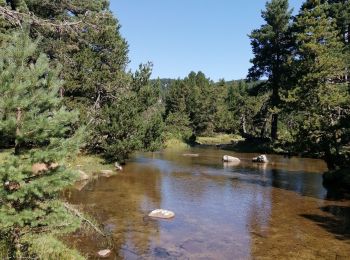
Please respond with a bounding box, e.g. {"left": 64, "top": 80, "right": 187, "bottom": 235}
{"left": 78, "top": 170, "right": 89, "bottom": 181}
{"left": 74, "top": 180, "right": 89, "bottom": 191}
{"left": 222, "top": 155, "right": 240, "bottom": 163}
{"left": 97, "top": 249, "right": 111, "bottom": 258}
{"left": 100, "top": 169, "right": 114, "bottom": 177}
{"left": 252, "top": 154, "right": 268, "bottom": 163}
{"left": 223, "top": 161, "right": 240, "bottom": 167}
{"left": 148, "top": 209, "right": 175, "bottom": 219}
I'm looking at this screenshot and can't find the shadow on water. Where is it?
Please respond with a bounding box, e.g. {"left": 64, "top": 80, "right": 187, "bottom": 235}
{"left": 229, "top": 167, "right": 328, "bottom": 200}
{"left": 301, "top": 205, "right": 350, "bottom": 240}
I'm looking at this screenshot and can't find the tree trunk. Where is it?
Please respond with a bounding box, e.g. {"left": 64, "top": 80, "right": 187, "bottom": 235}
{"left": 240, "top": 114, "right": 247, "bottom": 137}
{"left": 14, "top": 107, "right": 22, "bottom": 155}
{"left": 324, "top": 147, "right": 336, "bottom": 171}
{"left": 59, "top": 87, "right": 64, "bottom": 98}
{"left": 260, "top": 118, "right": 268, "bottom": 138}
{"left": 270, "top": 83, "right": 279, "bottom": 140}
{"left": 271, "top": 113, "right": 278, "bottom": 140}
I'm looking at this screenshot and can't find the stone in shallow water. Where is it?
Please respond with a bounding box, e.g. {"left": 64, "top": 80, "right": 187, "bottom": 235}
{"left": 78, "top": 170, "right": 89, "bottom": 181}
{"left": 97, "top": 249, "right": 111, "bottom": 258}
{"left": 148, "top": 209, "right": 175, "bottom": 219}
{"left": 222, "top": 155, "right": 240, "bottom": 163}
{"left": 100, "top": 170, "right": 114, "bottom": 177}
{"left": 252, "top": 154, "right": 268, "bottom": 163}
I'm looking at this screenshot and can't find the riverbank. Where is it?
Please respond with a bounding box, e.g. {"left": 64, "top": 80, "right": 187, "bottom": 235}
{"left": 0, "top": 149, "right": 116, "bottom": 181}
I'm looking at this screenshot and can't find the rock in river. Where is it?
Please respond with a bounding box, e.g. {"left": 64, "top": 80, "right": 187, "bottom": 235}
{"left": 115, "top": 162, "right": 123, "bottom": 171}
{"left": 222, "top": 155, "right": 240, "bottom": 163}
{"left": 97, "top": 249, "right": 111, "bottom": 258}
{"left": 148, "top": 209, "right": 175, "bottom": 219}
{"left": 252, "top": 154, "right": 268, "bottom": 163}
{"left": 100, "top": 170, "right": 114, "bottom": 177}
{"left": 78, "top": 170, "right": 89, "bottom": 181}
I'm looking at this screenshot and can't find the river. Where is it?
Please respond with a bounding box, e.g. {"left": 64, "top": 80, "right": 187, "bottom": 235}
{"left": 65, "top": 147, "right": 350, "bottom": 259}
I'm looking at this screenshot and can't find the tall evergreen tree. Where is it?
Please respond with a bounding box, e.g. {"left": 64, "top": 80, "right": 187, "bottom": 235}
{"left": 248, "top": 0, "right": 293, "bottom": 140}
{"left": 0, "top": 0, "right": 164, "bottom": 160}
{"left": 0, "top": 32, "right": 83, "bottom": 259}
{"left": 290, "top": 1, "right": 348, "bottom": 168}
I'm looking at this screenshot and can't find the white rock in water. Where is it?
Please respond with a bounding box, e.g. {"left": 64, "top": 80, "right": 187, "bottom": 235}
{"left": 114, "top": 162, "right": 123, "bottom": 171}
{"left": 222, "top": 155, "right": 240, "bottom": 163}
{"left": 252, "top": 154, "right": 268, "bottom": 163}
{"left": 98, "top": 249, "right": 111, "bottom": 258}
{"left": 148, "top": 209, "right": 175, "bottom": 219}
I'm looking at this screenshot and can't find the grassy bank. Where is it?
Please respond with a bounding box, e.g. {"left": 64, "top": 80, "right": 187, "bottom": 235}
{"left": 196, "top": 134, "right": 244, "bottom": 145}
{"left": 68, "top": 153, "right": 115, "bottom": 178}
{"left": 0, "top": 149, "right": 115, "bottom": 180}
{"left": 164, "top": 138, "right": 190, "bottom": 149}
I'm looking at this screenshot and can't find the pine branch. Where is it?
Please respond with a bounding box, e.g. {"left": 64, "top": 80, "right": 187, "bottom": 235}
{"left": 0, "top": 6, "right": 85, "bottom": 32}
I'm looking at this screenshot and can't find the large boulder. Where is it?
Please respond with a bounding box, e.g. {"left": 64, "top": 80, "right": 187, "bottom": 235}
{"left": 222, "top": 155, "right": 240, "bottom": 163}
{"left": 252, "top": 155, "right": 268, "bottom": 163}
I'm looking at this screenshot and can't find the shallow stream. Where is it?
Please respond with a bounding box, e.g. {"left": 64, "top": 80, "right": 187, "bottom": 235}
{"left": 65, "top": 147, "right": 350, "bottom": 259}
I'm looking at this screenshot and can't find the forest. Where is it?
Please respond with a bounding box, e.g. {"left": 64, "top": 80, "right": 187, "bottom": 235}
{"left": 0, "top": 0, "right": 349, "bottom": 259}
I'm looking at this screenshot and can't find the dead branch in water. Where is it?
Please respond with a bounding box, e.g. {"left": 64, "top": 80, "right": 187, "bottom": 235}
{"left": 63, "top": 203, "right": 106, "bottom": 237}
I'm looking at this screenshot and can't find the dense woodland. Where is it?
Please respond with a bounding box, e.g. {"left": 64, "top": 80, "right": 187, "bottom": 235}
{"left": 0, "top": 0, "right": 349, "bottom": 258}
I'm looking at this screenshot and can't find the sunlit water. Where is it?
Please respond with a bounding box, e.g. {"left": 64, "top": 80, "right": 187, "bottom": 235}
{"left": 65, "top": 147, "right": 350, "bottom": 259}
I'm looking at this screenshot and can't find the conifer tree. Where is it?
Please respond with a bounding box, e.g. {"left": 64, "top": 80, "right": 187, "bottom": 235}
{"left": 290, "top": 1, "right": 349, "bottom": 168}
{"left": 248, "top": 0, "right": 293, "bottom": 140}
{"left": 0, "top": 31, "right": 83, "bottom": 259}
{"left": 0, "top": 0, "right": 164, "bottom": 160}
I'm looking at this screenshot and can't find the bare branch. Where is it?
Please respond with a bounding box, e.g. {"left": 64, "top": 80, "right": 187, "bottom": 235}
{"left": 0, "top": 6, "right": 83, "bottom": 32}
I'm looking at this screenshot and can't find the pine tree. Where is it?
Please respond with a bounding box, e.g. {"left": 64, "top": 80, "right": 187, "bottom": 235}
{"left": 248, "top": 0, "right": 293, "bottom": 140}
{"left": 290, "top": 1, "right": 348, "bottom": 168}
{"left": 0, "top": 0, "right": 164, "bottom": 160}
{"left": 0, "top": 31, "right": 83, "bottom": 259}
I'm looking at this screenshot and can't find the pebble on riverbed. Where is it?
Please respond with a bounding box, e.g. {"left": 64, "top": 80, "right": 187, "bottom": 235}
{"left": 148, "top": 209, "right": 175, "bottom": 219}
{"left": 97, "top": 249, "right": 111, "bottom": 258}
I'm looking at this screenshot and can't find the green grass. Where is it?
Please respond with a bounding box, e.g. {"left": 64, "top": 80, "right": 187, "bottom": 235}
{"left": 0, "top": 149, "right": 11, "bottom": 163}
{"left": 196, "top": 134, "right": 244, "bottom": 145}
{"left": 164, "top": 138, "right": 189, "bottom": 149}
{"left": 0, "top": 149, "right": 114, "bottom": 179}
{"left": 67, "top": 153, "right": 114, "bottom": 178}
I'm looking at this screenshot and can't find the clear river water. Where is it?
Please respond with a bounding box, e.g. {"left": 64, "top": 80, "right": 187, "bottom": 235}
{"left": 65, "top": 147, "right": 350, "bottom": 259}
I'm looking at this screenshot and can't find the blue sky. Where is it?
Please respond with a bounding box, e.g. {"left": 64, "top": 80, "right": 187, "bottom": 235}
{"left": 110, "top": 1, "right": 304, "bottom": 81}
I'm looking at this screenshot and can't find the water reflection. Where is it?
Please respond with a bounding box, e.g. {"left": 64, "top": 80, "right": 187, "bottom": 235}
{"left": 65, "top": 147, "right": 350, "bottom": 259}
